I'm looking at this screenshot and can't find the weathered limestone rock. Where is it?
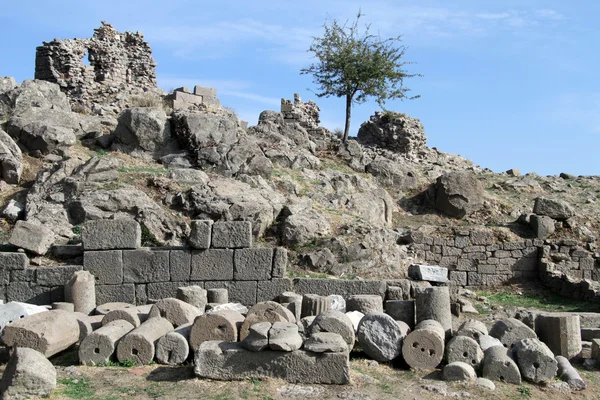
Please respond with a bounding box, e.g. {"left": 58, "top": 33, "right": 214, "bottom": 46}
{"left": 188, "top": 220, "right": 212, "bottom": 249}
{"left": 512, "top": 338, "right": 557, "bottom": 383}
{"left": 1, "top": 310, "right": 79, "bottom": 357}
{"left": 116, "top": 317, "right": 174, "bottom": 365}
{"left": 176, "top": 285, "right": 208, "bottom": 311}
{"left": 189, "top": 310, "right": 244, "bottom": 351}
{"left": 414, "top": 286, "right": 452, "bottom": 338}
{"left": 112, "top": 107, "right": 173, "bottom": 158}
{"left": 0, "top": 129, "right": 23, "bottom": 184}
{"left": 65, "top": 270, "right": 96, "bottom": 315}
{"left": 358, "top": 313, "right": 408, "bottom": 362}
{"left": 356, "top": 111, "right": 427, "bottom": 155}
{"left": 95, "top": 302, "right": 136, "bottom": 315}
{"left": 446, "top": 335, "right": 484, "bottom": 370}
{"left": 155, "top": 323, "right": 192, "bottom": 365}
{"left": 194, "top": 341, "right": 350, "bottom": 384}
{"left": 535, "top": 313, "right": 581, "bottom": 360}
{"left": 433, "top": 171, "right": 485, "bottom": 218}
{"left": 328, "top": 295, "right": 346, "bottom": 313}
{"left": 304, "top": 332, "right": 348, "bottom": 353}
{"left": 346, "top": 295, "right": 383, "bottom": 314}
{"left": 79, "top": 320, "right": 135, "bottom": 365}
{"left": 482, "top": 346, "right": 521, "bottom": 384}
{"left": 345, "top": 311, "right": 364, "bottom": 333}
{"left": 475, "top": 377, "right": 496, "bottom": 391}
{"left": 442, "top": 361, "right": 477, "bottom": 381}
{"left": 456, "top": 319, "right": 488, "bottom": 341}
{"left": 9, "top": 220, "right": 55, "bottom": 255}
{"left": 148, "top": 298, "right": 202, "bottom": 327}
{"left": 101, "top": 307, "right": 149, "bottom": 328}
{"left": 301, "top": 294, "right": 331, "bottom": 318}
{"left": 533, "top": 197, "right": 575, "bottom": 221}
{"left": 211, "top": 221, "right": 252, "bottom": 249}
{"left": 207, "top": 288, "right": 228, "bottom": 304}
{"left": 478, "top": 335, "right": 504, "bottom": 351}
{"left": 530, "top": 215, "right": 555, "bottom": 239}
{"left": 408, "top": 264, "right": 448, "bottom": 283}
{"left": 0, "top": 347, "right": 56, "bottom": 399}
{"left": 489, "top": 318, "right": 537, "bottom": 349}
{"left": 81, "top": 218, "right": 141, "bottom": 250}
{"left": 384, "top": 300, "right": 415, "bottom": 328}
{"left": 402, "top": 319, "right": 445, "bottom": 369}
{"left": 310, "top": 310, "right": 355, "bottom": 350}
{"left": 240, "top": 301, "right": 295, "bottom": 340}
{"left": 241, "top": 322, "right": 271, "bottom": 352}
{"left": 269, "top": 322, "right": 303, "bottom": 351}
{"left": 556, "top": 355, "right": 586, "bottom": 390}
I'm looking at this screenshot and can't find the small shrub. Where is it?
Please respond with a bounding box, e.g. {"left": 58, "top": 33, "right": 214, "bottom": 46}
{"left": 129, "top": 93, "right": 163, "bottom": 108}
{"left": 141, "top": 223, "right": 162, "bottom": 247}
{"left": 333, "top": 127, "right": 344, "bottom": 139}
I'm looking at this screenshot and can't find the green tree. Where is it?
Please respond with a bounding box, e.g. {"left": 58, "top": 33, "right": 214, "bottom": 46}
{"left": 301, "top": 11, "right": 421, "bottom": 142}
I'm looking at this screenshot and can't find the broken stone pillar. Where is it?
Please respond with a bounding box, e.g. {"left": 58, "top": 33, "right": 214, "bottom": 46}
{"left": 358, "top": 313, "right": 408, "bottom": 362}
{"left": 0, "top": 347, "right": 56, "bottom": 399}
{"left": 194, "top": 341, "right": 350, "bottom": 384}
{"left": 189, "top": 310, "right": 244, "bottom": 351}
{"left": 309, "top": 310, "right": 355, "bottom": 350}
{"left": 301, "top": 294, "right": 331, "bottom": 318}
{"left": 512, "top": 338, "right": 557, "bottom": 383}
{"left": 269, "top": 322, "right": 303, "bottom": 351}
{"left": 74, "top": 313, "right": 103, "bottom": 343}
{"left": 148, "top": 298, "right": 202, "bottom": 327}
{"left": 535, "top": 313, "right": 581, "bottom": 360}
{"left": 65, "top": 270, "right": 96, "bottom": 315}
{"left": 442, "top": 361, "right": 477, "bottom": 382}
{"left": 345, "top": 311, "right": 364, "bottom": 333}
{"left": 155, "top": 323, "right": 192, "bottom": 365}
{"left": 116, "top": 317, "right": 174, "bottom": 365}
{"left": 446, "top": 335, "right": 484, "bottom": 370}
{"left": 52, "top": 302, "right": 74, "bottom": 312}
{"left": 241, "top": 322, "right": 270, "bottom": 352}
{"left": 414, "top": 286, "right": 452, "bottom": 338}
{"left": 176, "top": 285, "right": 208, "bottom": 311}
{"left": 240, "top": 301, "right": 295, "bottom": 340}
{"left": 1, "top": 310, "right": 79, "bottom": 357}
{"left": 482, "top": 346, "right": 521, "bottom": 384}
{"left": 384, "top": 300, "right": 415, "bottom": 328}
{"left": 402, "top": 319, "right": 445, "bottom": 369}
{"left": 556, "top": 355, "right": 586, "bottom": 390}
{"left": 101, "top": 306, "right": 149, "bottom": 328}
{"left": 79, "top": 320, "right": 135, "bottom": 365}
{"left": 279, "top": 292, "right": 302, "bottom": 321}
{"left": 346, "top": 295, "right": 383, "bottom": 314}
{"left": 489, "top": 318, "right": 537, "bottom": 350}
{"left": 207, "top": 288, "right": 228, "bottom": 304}
{"left": 456, "top": 319, "right": 488, "bottom": 341}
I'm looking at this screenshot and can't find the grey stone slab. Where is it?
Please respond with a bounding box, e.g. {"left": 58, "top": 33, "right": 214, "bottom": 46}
{"left": 189, "top": 220, "right": 212, "bottom": 249}
{"left": 193, "top": 86, "right": 217, "bottom": 97}
{"left": 135, "top": 284, "right": 148, "bottom": 305}
{"left": 123, "top": 249, "right": 170, "bottom": 283}
{"left": 234, "top": 248, "right": 273, "bottom": 280}
{"left": 36, "top": 265, "right": 82, "bottom": 286}
{"left": 0, "top": 252, "right": 29, "bottom": 271}
{"left": 10, "top": 268, "right": 36, "bottom": 283}
{"left": 191, "top": 249, "right": 234, "bottom": 280}
{"left": 205, "top": 281, "right": 257, "bottom": 306}
{"left": 170, "top": 250, "right": 191, "bottom": 281}
{"left": 147, "top": 281, "right": 197, "bottom": 301}
{"left": 83, "top": 250, "right": 123, "bottom": 285}
{"left": 194, "top": 341, "right": 350, "bottom": 384}
{"left": 9, "top": 220, "right": 55, "bottom": 255}
{"left": 257, "top": 279, "right": 293, "bottom": 302}
{"left": 211, "top": 221, "right": 252, "bottom": 249}
{"left": 82, "top": 218, "right": 141, "bottom": 250}
{"left": 408, "top": 264, "right": 448, "bottom": 283}
{"left": 95, "top": 284, "right": 135, "bottom": 304}
{"left": 6, "top": 283, "right": 51, "bottom": 305}
{"left": 292, "top": 278, "right": 387, "bottom": 298}
{"left": 272, "top": 248, "right": 288, "bottom": 278}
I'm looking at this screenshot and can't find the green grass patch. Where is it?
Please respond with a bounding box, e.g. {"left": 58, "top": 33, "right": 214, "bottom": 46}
{"left": 477, "top": 290, "right": 600, "bottom": 313}
{"left": 57, "top": 377, "right": 96, "bottom": 399}
{"left": 96, "top": 359, "right": 136, "bottom": 368}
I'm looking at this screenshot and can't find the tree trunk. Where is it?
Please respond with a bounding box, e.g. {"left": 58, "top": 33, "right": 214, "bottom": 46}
{"left": 343, "top": 94, "right": 352, "bottom": 143}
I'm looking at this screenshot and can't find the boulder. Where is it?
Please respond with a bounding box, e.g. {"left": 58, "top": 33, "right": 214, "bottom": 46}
{"left": 0, "top": 77, "right": 17, "bottom": 95}
{"left": 0, "top": 347, "right": 56, "bottom": 399}
{"left": 269, "top": 322, "right": 303, "bottom": 351}
{"left": 304, "top": 332, "right": 348, "bottom": 353}
{"left": 9, "top": 220, "right": 55, "bottom": 255}
{"left": 533, "top": 197, "right": 575, "bottom": 221}
{"left": 7, "top": 109, "right": 78, "bottom": 154}
{"left": 365, "top": 157, "right": 417, "bottom": 189}
{"left": 0, "top": 129, "right": 22, "bottom": 184}
{"left": 282, "top": 209, "right": 332, "bottom": 246}
{"left": 3, "top": 80, "right": 70, "bottom": 116}
{"left": 310, "top": 310, "right": 355, "bottom": 350}
{"left": 241, "top": 322, "right": 271, "bottom": 352}
{"left": 357, "top": 111, "right": 427, "bottom": 155}
{"left": 530, "top": 215, "right": 555, "bottom": 239}
{"left": 433, "top": 171, "right": 485, "bottom": 218}
{"left": 112, "top": 107, "right": 175, "bottom": 158}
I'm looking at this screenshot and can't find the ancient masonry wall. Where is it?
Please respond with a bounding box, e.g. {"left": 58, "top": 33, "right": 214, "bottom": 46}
{"left": 34, "top": 21, "right": 157, "bottom": 104}
{"left": 281, "top": 94, "right": 329, "bottom": 137}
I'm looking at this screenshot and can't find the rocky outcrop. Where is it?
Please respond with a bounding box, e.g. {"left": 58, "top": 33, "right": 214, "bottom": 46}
{"left": 0, "top": 129, "right": 22, "bottom": 184}
{"left": 357, "top": 111, "right": 427, "bottom": 155}
{"left": 0, "top": 79, "right": 71, "bottom": 117}
{"left": 431, "top": 171, "right": 485, "bottom": 218}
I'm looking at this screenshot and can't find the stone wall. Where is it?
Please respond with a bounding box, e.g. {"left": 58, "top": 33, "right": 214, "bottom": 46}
{"left": 280, "top": 94, "right": 329, "bottom": 137}
{"left": 34, "top": 21, "right": 157, "bottom": 108}
{"left": 167, "top": 86, "right": 220, "bottom": 111}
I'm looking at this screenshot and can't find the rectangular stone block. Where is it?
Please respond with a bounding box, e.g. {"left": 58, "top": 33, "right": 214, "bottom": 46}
{"left": 35, "top": 265, "right": 82, "bottom": 286}
{"left": 407, "top": 264, "right": 448, "bottom": 283}
{"left": 234, "top": 248, "right": 273, "bottom": 280}
{"left": 193, "top": 86, "right": 217, "bottom": 97}
{"left": 83, "top": 250, "right": 123, "bottom": 285}
{"left": 467, "top": 272, "right": 483, "bottom": 286}
{"left": 189, "top": 220, "right": 212, "bottom": 249}
{"left": 292, "top": 279, "right": 386, "bottom": 298}
{"left": 51, "top": 244, "right": 83, "bottom": 259}
{"left": 194, "top": 341, "right": 350, "bottom": 384}
{"left": 449, "top": 271, "right": 467, "bottom": 286}
{"left": 581, "top": 327, "right": 600, "bottom": 342}
{"left": 174, "top": 90, "right": 203, "bottom": 105}
{"left": 170, "top": 250, "right": 191, "bottom": 281}
{"left": 135, "top": 284, "right": 147, "bottom": 305}
{"left": 9, "top": 220, "right": 55, "bottom": 255}
{"left": 205, "top": 281, "right": 257, "bottom": 305}
{"left": 174, "top": 86, "right": 191, "bottom": 94}
{"left": 536, "top": 312, "right": 582, "bottom": 359}
{"left": 272, "top": 247, "right": 287, "bottom": 278}
{"left": 95, "top": 284, "right": 135, "bottom": 305}
{"left": 10, "top": 268, "right": 36, "bottom": 282}
{"left": 6, "top": 283, "right": 51, "bottom": 305}
{"left": 81, "top": 219, "right": 141, "bottom": 250}
{"left": 147, "top": 281, "right": 198, "bottom": 301}
{"left": 592, "top": 339, "right": 600, "bottom": 361}
{"left": 191, "top": 249, "right": 234, "bottom": 280}
{"left": 211, "top": 221, "right": 252, "bottom": 249}
{"left": 0, "top": 252, "right": 29, "bottom": 271}
{"left": 123, "top": 249, "right": 170, "bottom": 283}
{"left": 257, "top": 279, "right": 293, "bottom": 302}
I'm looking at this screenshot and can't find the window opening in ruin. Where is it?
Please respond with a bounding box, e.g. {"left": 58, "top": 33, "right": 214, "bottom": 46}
{"left": 82, "top": 50, "right": 91, "bottom": 66}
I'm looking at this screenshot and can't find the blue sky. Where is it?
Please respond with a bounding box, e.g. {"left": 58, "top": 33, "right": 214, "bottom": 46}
{"left": 1, "top": 1, "right": 598, "bottom": 176}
